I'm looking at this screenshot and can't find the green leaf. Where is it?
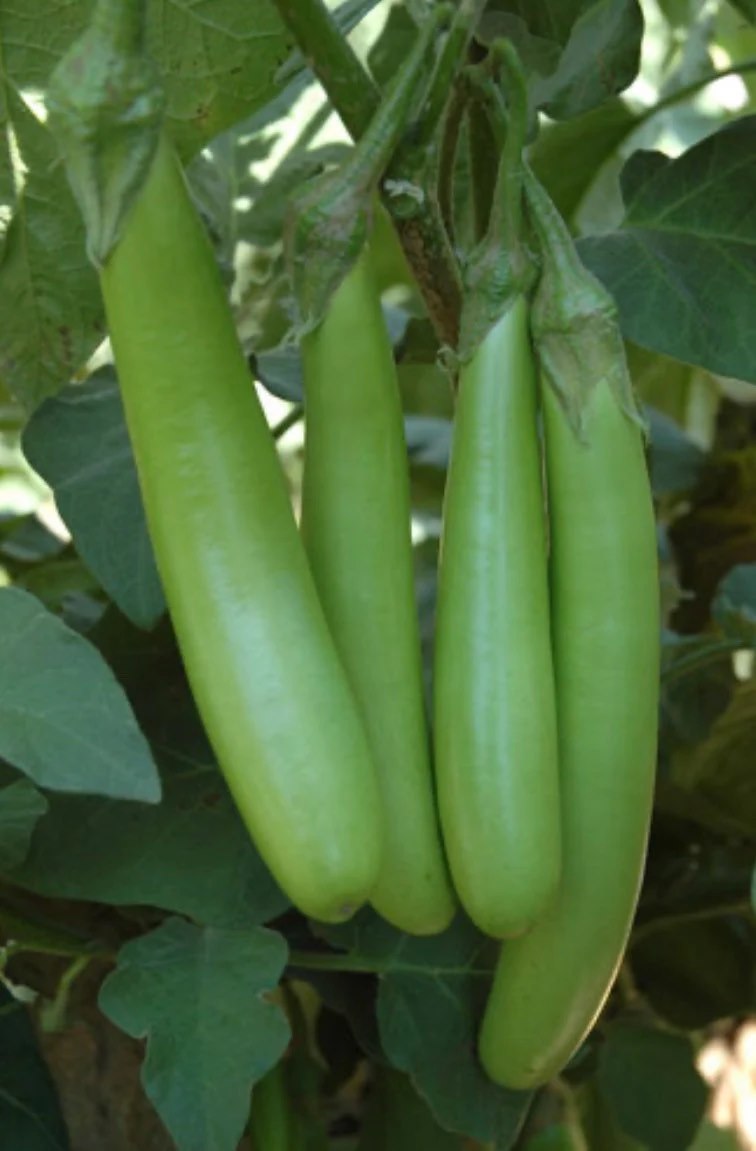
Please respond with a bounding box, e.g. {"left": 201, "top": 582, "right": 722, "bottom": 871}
{"left": 0, "top": 587, "right": 160, "bottom": 802}
{"left": 0, "top": 778, "right": 48, "bottom": 871}
{"left": 0, "top": 86, "right": 102, "bottom": 407}
{"left": 578, "top": 118, "right": 756, "bottom": 383}
{"left": 645, "top": 405, "right": 706, "bottom": 497}
{"left": 597, "top": 1023, "right": 708, "bottom": 1151}
{"left": 523, "top": 1123, "right": 588, "bottom": 1150}
{"left": 99, "top": 918, "right": 290, "bottom": 1151}
{"left": 484, "top": 0, "right": 642, "bottom": 120}
{"left": 5, "top": 604, "right": 287, "bottom": 924}
{"left": 0, "top": 986, "right": 70, "bottom": 1150}
{"left": 689, "top": 1122, "right": 741, "bottom": 1151}
{"left": 23, "top": 369, "right": 164, "bottom": 629}
{"left": 7, "top": 751, "right": 287, "bottom": 927}
{"left": 317, "top": 911, "right": 531, "bottom": 1146}
{"left": 404, "top": 415, "right": 452, "bottom": 468}
{"left": 0, "top": 0, "right": 294, "bottom": 404}
{"left": 577, "top": 1078, "right": 645, "bottom": 1151}
{"left": 728, "top": 0, "right": 756, "bottom": 21}
{"left": 532, "top": 0, "right": 643, "bottom": 120}
{"left": 712, "top": 564, "right": 756, "bottom": 648}
{"left": 0, "top": 516, "right": 67, "bottom": 566}
{"left": 670, "top": 679, "right": 756, "bottom": 838}
{"left": 529, "top": 98, "right": 639, "bottom": 224}
{"left": 255, "top": 347, "right": 305, "bottom": 404}
{"left": 631, "top": 917, "right": 756, "bottom": 1029}
{"left": 357, "top": 1067, "right": 465, "bottom": 1150}
{"left": 660, "top": 631, "right": 734, "bottom": 750}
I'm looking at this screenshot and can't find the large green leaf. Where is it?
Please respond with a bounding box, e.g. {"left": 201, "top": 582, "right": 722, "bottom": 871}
{"left": 0, "top": 0, "right": 294, "bottom": 404}
{"left": 631, "top": 917, "right": 756, "bottom": 1028}
{"left": 484, "top": 0, "right": 643, "bottom": 119}
{"left": 529, "top": 98, "right": 639, "bottom": 223}
{"left": 579, "top": 117, "right": 756, "bottom": 382}
{"left": 0, "top": 86, "right": 102, "bottom": 407}
{"left": 597, "top": 1023, "right": 708, "bottom": 1151}
{"left": 99, "top": 918, "right": 290, "bottom": 1151}
{"left": 23, "top": 370, "right": 164, "bottom": 629}
{"left": 6, "top": 750, "right": 287, "bottom": 927}
{"left": 0, "top": 588, "right": 160, "bottom": 802}
{"left": 0, "top": 777, "right": 47, "bottom": 871}
{"left": 316, "top": 911, "right": 531, "bottom": 1147}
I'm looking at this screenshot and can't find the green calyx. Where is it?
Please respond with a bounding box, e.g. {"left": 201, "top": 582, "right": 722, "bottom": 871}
{"left": 522, "top": 163, "right": 646, "bottom": 440}
{"left": 47, "top": 0, "right": 164, "bottom": 268}
{"left": 457, "top": 40, "right": 535, "bottom": 362}
{"left": 285, "top": 4, "right": 452, "bottom": 335}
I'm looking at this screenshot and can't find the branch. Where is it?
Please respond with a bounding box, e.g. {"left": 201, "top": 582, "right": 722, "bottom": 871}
{"left": 274, "top": 0, "right": 379, "bottom": 139}
{"left": 273, "top": 0, "right": 479, "bottom": 346}
{"left": 631, "top": 899, "right": 753, "bottom": 946}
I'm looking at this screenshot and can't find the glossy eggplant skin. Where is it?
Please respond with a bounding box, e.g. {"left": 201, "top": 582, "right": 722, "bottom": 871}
{"left": 434, "top": 296, "right": 561, "bottom": 940}
{"left": 300, "top": 247, "right": 454, "bottom": 936}
{"left": 100, "top": 135, "right": 384, "bottom": 924}
{"left": 479, "top": 376, "right": 660, "bottom": 1088}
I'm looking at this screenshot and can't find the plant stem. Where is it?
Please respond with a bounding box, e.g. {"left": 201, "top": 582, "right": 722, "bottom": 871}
{"left": 661, "top": 638, "right": 742, "bottom": 684}
{"left": 467, "top": 96, "right": 498, "bottom": 243}
{"left": 273, "top": 0, "right": 379, "bottom": 139}
{"left": 631, "top": 899, "right": 753, "bottom": 946}
{"left": 272, "top": 0, "right": 469, "bottom": 345}
{"left": 272, "top": 403, "right": 304, "bottom": 441}
{"left": 487, "top": 40, "right": 529, "bottom": 253}
{"left": 438, "top": 81, "right": 467, "bottom": 242}
{"left": 412, "top": 0, "right": 487, "bottom": 153}
{"left": 638, "top": 58, "right": 756, "bottom": 127}
{"left": 287, "top": 948, "right": 492, "bottom": 977}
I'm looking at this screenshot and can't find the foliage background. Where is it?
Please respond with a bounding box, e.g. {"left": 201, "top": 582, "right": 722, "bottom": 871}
{"left": 0, "top": 0, "right": 755, "bottom": 1148}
